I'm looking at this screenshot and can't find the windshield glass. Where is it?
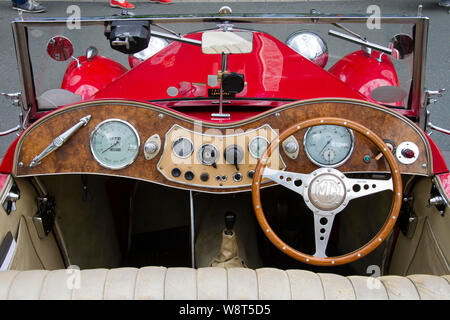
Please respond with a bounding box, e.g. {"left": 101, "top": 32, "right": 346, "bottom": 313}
{"left": 20, "top": 14, "right": 422, "bottom": 114}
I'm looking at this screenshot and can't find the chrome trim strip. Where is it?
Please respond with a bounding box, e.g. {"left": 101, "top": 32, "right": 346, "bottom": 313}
{"left": 11, "top": 21, "right": 36, "bottom": 119}
{"left": 412, "top": 17, "right": 429, "bottom": 129}
{"left": 12, "top": 14, "right": 429, "bottom": 26}
{"left": 189, "top": 190, "right": 195, "bottom": 268}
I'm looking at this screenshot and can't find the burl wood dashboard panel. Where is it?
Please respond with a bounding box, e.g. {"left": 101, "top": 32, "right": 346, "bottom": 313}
{"left": 13, "top": 99, "right": 431, "bottom": 193}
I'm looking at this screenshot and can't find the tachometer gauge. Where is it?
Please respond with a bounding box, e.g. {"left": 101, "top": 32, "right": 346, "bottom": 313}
{"left": 90, "top": 119, "right": 140, "bottom": 170}
{"left": 172, "top": 137, "right": 194, "bottom": 158}
{"left": 304, "top": 125, "right": 354, "bottom": 167}
{"left": 248, "top": 136, "right": 269, "bottom": 159}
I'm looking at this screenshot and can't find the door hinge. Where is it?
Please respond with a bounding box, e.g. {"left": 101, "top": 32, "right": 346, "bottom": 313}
{"left": 33, "top": 195, "right": 56, "bottom": 239}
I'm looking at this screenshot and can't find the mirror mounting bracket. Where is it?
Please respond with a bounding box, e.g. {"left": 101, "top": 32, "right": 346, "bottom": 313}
{"left": 211, "top": 53, "right": 231, "bottom": 118}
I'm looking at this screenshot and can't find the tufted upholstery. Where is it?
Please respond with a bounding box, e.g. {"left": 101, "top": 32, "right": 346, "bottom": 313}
{"left": 0, "top": 267, "right": 449, "bottom": 300}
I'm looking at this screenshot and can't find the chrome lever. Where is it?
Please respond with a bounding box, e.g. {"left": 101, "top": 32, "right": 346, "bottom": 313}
{"left": 29, "top": 115, "right": 92, "bottom": 167}
{"left": 1, "top": 92, "right": 22, "bottom": 107}
{"left": 425, "top": 88, "right": 446, "bottom": 106}
{"left": 0, "top": 125, "right": 21, "bottom": 137}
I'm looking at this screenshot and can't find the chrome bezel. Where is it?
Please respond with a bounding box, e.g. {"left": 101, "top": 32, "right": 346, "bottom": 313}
{"left": 89, "top": 118, "right": 140, "bottom": 170}
{"left": 303, "top": 125, "right": 355, "bottom": 168}
{"left": 197, "top": 143, "right": 219, "bottom": 166}
{"left": 171, "top": 136, "right": 194, "bottom": 159}
{"left": 285, "top": 30, "right": 328, "bottom": 67}
{"left": 248, "top": 136, "right": 269, "bottom": 159}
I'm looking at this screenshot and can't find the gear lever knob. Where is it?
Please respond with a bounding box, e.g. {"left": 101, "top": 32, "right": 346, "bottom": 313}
{"left": 224, "top": 212, "right": 236, "bottom": 235}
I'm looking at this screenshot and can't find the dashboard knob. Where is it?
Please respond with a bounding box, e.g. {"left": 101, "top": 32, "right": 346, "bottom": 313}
{"left": 144, "top": 141, "right": 158, "bottom": 154}
{"left": 171, "top": 168, "right": 181, "bottom": 177}
{"left": 233, "top": 172, "right": 243, "bottom": 182}
{"left": 284, "top": 141, "right": 298, "bottom": 153}
{"left": 184, "top": 171, "right": 195, "bottom": 181}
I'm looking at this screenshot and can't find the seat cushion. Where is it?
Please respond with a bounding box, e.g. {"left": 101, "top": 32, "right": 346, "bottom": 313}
{"left": 0, "top": 267, "right": 449, "bottom": 300}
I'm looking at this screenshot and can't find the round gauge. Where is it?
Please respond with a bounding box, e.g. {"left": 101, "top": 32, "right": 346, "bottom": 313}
{"left": 90, "top": 119, "right": 140, "bottom": 170}
{"left": 303, "top": 125, "right": 354, "bottom": 167}
{"left": 224, "top": 145, "right": 244, "bottom": 165}
{"left": 172, "top": 137, "right": 194, "bottom": 158}
{"left": 197, "top": 144, "right": 219, "bottom": 166}
{"left": 248, "top": 136, "right": 269, "bottom": 159}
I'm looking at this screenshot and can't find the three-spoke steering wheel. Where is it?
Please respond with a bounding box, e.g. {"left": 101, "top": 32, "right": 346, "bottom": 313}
{"left": 251, "top": 117, "right": 402, "bottom": 266}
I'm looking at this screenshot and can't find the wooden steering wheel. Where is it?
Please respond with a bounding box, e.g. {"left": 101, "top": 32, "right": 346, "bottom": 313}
{"left": 251, "top": 117, "right": 403, "bottom": 266}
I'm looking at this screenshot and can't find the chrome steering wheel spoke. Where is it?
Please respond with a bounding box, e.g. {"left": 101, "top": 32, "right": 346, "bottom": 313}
{"left": 312, "top": 213, "right": 335, "bottom": 258}
{"left": 346, "top": 176, "right": 393, "bottom": 201}
{"left": 262, "top": 167, "right": 309, "bottom": 196}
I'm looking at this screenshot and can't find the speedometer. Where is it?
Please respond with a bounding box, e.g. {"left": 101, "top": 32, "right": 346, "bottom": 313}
{"left": 90, "top": 119, "right": 140, "bottom": 170}
{"left": 303, "top": 125, "right": 354, "bottom": 167}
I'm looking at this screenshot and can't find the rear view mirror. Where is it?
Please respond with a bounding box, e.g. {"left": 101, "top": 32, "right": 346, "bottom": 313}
{"left": 202, "top": 31, "right": 253, "bottom": 54}
{"left": 46, "top": 36, "right": 74, "bottom": 62}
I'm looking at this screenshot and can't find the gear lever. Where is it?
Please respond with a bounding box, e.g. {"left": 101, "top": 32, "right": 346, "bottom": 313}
{"left": 210, "top": 211, "right": 244, "bottom": 268}
{"left": 224, "top": 211, "right": 236, "bottom": 235}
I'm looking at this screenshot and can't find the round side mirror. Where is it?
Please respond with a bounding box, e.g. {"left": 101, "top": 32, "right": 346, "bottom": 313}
{"left": 390, "top": 34, "right": 414, "bottom": 60}
{"left": 46, "top": 36, "right": 74, "bottom": 62}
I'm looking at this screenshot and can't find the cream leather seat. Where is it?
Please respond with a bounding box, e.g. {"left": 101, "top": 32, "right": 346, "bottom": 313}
{"left": 0, "top": 267, "right": 449, "bottom": 300}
